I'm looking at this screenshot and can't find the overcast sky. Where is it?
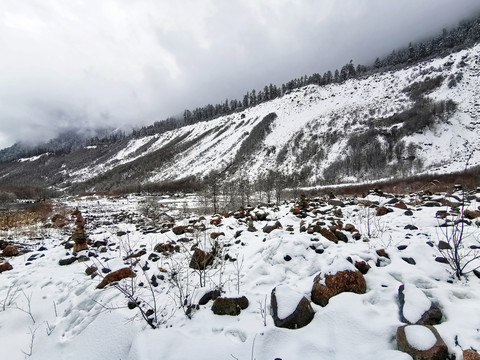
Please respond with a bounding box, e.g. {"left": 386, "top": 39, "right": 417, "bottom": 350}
{"left": 1, "top": 0, "right": 480, "bottom": 149}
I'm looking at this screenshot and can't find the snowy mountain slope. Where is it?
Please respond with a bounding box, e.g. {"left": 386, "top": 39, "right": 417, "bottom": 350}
{"left": 1, "top": 44, "right": 479, "bottom": 191}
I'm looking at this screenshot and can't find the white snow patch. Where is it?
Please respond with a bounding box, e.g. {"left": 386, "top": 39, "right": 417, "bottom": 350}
{"left": 403, "top": 284, "right": 432, "bottom": 324}
{"left": 405, "top": 325, "right": 437, "bottom": 351}
{"left": 274, "top": 284, "right": 304, "bottom": 319}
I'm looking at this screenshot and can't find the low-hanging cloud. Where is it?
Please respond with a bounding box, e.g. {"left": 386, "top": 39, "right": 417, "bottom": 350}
{"left": 1, "top": 0, "right": 479, "bottom": 149}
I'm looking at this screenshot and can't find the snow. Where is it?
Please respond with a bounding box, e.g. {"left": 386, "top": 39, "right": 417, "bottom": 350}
{"left": 402, "top": 284, "right": 432, "bottom": 324}
{"left": 404, "top": 325, "right": 437, "bottom": 351}
{"left": 1, "top": 179, "right": 480, "bottom": 359}
{"left": 274, "top": 284, "right": 304, "bottom": 319}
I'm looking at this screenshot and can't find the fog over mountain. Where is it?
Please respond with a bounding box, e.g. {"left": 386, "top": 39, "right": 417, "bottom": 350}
{"left": 1, "top": 0, "right": 480, "bottom": 149}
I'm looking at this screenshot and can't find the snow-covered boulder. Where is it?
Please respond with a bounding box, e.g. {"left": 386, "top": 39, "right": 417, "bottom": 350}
{"left": 399, "top": 285, "right": 442, "bottom": 325}
{"left": 271, "top": 285, "right": 314, "bottom": 329}
{"left": 396, "top": 325, "right": 448, "bottom": 360}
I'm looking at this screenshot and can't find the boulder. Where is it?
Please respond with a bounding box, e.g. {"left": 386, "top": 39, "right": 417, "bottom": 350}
{"left": 354, "top": 261, "right": 371, "bottom": 275}
{"left": 334, "top": 230, "right": 348, "bottom": 243}
{"left": 211, "top": 296, "right": 248, "bottom": 316}
{"left": 172, "top": 226, "right": 187, "bottom": 235}
{"left": 154, "top": 242, "right": 180, "bottom": 253}
{"left": 85, "top": 266, "right": 97, "bottom": 276}
{"left": 344, "top": 224, "right": 357, "bottom": 233}
{"left": 398, "top": 285, "right": 442, "bottom": 326}
{"left": 189, "top": 248, "right": 214, "bottom": 270}
{"left": 376, "top": 207, "right": 390, "bottom": 216}
{"left": 271, "top": 285, "right": 314, "bottom": 329}
{"left": 210, "top": 232, "right": 225, "bottom": 240}
{"left": 311, "top": 268, "right": 366, "bottom": 307}
{"left": 328, "top": 199, "right": 345, "bottom": 207}
{"left": 395, "top": 202, "right": 408, "bottom": 210}
{"left": 2, "top": 245, "right": 19, "bottom": 257}
{"left": 464, "top": 209, "right": 480, "bottom": 219}
{"left": 97, "top": 267, "right": 136, "bottom": 289}
{"left": 0, "top": 262, "right": 13, "bottom": 273}
{"left": 210, "top": 217, "right": 222, "bottom": 225}
{"left": 198, "top": 290, "right": 221, "bottom": 305}
{"left": 319, "top": 227, "right": 338, "bottom": 243}
{"left": 464, "top": 350, "right": 480, "bottom": 360}
{"left": 396, "top": 325, "right": 448, "bottom": 360}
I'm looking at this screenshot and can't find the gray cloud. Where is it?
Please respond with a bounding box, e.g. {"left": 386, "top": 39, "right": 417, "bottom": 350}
{"left": 1, "top": 0, "right": 480, "bottom": 149}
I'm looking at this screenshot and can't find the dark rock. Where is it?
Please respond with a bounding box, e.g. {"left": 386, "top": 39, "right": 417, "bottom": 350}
{"left": 334, "top": 230, "right": 348, "bottom": 243}
{"left": 328, "top": 199, "right": 345, "bottom": 207}
{"left": 315, "top": 248, "right": 324, "bottom": 254}
{"left": 435, "top": 210, "right": 449, "bottom": 219}
{"left": 271, "top": 286, "right": 314, "bottom": 329}
{"left": 284, "top": 255, "right": 292, "bottom": 261}
{"left": 402, "top": 257, "right": 416, "bottom": 265}
{"left": 435, "top": 257, "right": 449, "bottom": 264}
{"left": 211, "top": 296, "right": 248, "bottom": 316}
{"left": 473, "top": 269, "right": 480, "bottom": 279}
{"left": 311, "top": 269, "right": 366, "bottom": 307}
{"left": 148, "top": 253, "right": 160, "bottom": 262}
{"left": 102, "top": 267, "right": 111, "bottom": 274}
{"left": 199, "top": 290, "right": 221, "bottom": 305}
{"left": 116, "top": 231, "right": 127, "bottom": 237}
{"left": 127, "top": 301, "right": 137, "bottom": 310}
{"left": 397, "top": 245, "right": 408, "bottom": 251}
{"left": 396, "top": 325, "right": 448, "bottom": 360}
{"left": 58, "top": 257, "right": 77, "bottom": 266}
{"left": 437, "top": 241, "right": 452, "bottom": 250}
{"left": 38, "top": 246, "right": 48, "bottom": 251}
{"left": 404, "top": 224, "right": 418, "bottom": 230}
{"left": 27, "top": 254, "right": 38, "bottom": 262}
{"left": 404, "top": 210, "right": 414, "bottom": 216}
{"left": 352, "top": 232, "right": 362, "bottom": 240}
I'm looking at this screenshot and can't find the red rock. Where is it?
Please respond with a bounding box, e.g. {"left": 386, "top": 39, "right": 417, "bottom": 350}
{"left": 311, "top": 270, "right": 366, "bottom": 307}
{"left": 394, "top": 202, "right": 408, "bottom": 210}
{"left": 396, "top": 325, "right": 448, "bottom": 360}
{"left": 0, "top": 262, "right": 13, "bottom": 273}
{"left": 189, "top": 248, "right": 214, "bottom": 270}
{"left": 2, "top": 245, "right": 19, "bottom": 257}
{"left": 376, "top": 207, "right": 389, "bottom": 216}
{"left": 97, "top": 268, "right": 136, "bottom": 289}
{"left": 464, "top": 349, "right": 480, "bottom": 360}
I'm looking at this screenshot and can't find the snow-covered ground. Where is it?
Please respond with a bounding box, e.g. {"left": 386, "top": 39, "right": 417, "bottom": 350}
{"left": 1, "top": 190, "right": 480, "bottom": 359}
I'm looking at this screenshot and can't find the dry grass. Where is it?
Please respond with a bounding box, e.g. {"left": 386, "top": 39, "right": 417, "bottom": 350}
{"left": 0, "top": 202, "right": 54, "bottom": 230}
{"left": 310, "top": 167, "right": 480, "bottom": 198}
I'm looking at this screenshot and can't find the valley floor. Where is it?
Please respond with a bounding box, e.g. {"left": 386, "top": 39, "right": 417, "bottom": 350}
{"left": 0, "top": 190, "right": 479, "bottom": 360}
